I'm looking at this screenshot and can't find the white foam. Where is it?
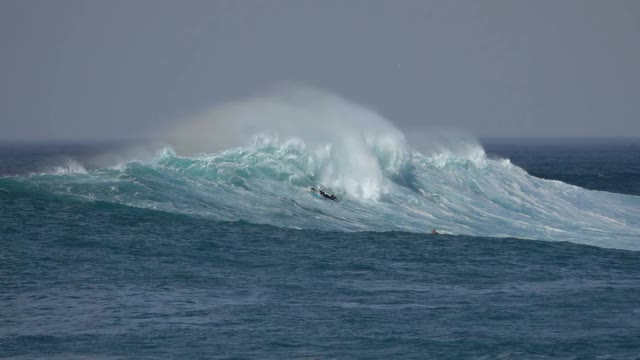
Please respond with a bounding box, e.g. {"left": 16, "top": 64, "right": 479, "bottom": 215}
{"left": 170, "top": 87, "right": 409, "bottom": 200}
{"left": 51, "top": 159, "right": 88, "bottom": 175}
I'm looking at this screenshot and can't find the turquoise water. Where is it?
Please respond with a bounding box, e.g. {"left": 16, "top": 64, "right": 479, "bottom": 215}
{"left": 2, "top": 140, "right": 640, "bottom": 359}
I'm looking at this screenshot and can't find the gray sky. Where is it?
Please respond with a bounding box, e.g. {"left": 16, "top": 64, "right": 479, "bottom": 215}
{"left": 1, "top": 0, "right": 640, "bottom": 141}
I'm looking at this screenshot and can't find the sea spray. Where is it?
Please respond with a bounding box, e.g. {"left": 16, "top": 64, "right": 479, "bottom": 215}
{"left": 170, "top": 87, "right": 409, "bottom": 200}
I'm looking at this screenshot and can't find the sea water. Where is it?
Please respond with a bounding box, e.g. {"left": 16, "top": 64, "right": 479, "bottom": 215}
{"left": 1, "top": 138, "right": 639, "bottom": 359}
{"left": 2, "top": 89, "right": 640, "bottom": 359}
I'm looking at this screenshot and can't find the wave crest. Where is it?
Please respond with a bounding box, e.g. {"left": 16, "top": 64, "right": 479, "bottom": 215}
{"left": 5, "top": 88, "right": 640, "bottom": 250}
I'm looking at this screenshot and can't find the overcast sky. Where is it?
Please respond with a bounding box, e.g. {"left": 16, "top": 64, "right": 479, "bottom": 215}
{"left": 1, "top": 0, "right": 639, "bottom": 141}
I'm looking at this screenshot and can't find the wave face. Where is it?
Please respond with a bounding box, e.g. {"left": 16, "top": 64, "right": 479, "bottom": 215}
{"left": 3, "top": 90, "right": 640, "bottom": 250}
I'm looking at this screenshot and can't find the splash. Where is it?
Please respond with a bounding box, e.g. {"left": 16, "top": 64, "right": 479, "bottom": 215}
{"left": 50, "top": 158, "right": 88, "bottom": 175}
{"left": 170, "top": 87, "right": 409, "bottom": 200}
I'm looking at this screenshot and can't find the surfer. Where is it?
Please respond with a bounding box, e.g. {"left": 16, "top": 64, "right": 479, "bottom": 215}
{"left": 431, "top": 228, "right": 439, "bottom": 235}
{"left": 312, "top": 187, "right": 337, "bottom": 201}
{"left": 320, "top": 190, "right": 337, "bottom": 201}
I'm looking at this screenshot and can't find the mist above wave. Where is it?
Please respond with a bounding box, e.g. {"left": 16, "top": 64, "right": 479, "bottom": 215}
{"left": 170, "top": 87, "right": 424, "bottom": 199}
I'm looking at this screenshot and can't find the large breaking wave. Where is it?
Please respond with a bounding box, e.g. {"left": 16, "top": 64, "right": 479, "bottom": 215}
{"left": 3, "top": 89, "right": 640, "bottom": 250}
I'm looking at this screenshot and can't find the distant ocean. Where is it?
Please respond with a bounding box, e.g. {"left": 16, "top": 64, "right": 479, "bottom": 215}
{"left": 2, "top": 138, "right": 640, "bottom": 359}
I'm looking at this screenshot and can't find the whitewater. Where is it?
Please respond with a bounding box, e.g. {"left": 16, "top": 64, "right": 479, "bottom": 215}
{"left": 5, "top": 89, "right": 639, "bottom": 250}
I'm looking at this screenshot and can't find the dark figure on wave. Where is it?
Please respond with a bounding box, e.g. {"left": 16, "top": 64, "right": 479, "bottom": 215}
{"left": 310, "top": 187, "right": 337, "bottom": 201}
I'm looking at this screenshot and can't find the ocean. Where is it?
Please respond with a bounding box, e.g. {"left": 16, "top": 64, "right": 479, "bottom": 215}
{"left": 1, "top": 138, "right": 640, "bottom": 359}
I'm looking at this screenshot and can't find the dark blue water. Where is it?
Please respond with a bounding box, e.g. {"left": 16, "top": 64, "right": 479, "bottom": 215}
{"left": 2, "top": 140, "right": 640, "bottom": 359}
